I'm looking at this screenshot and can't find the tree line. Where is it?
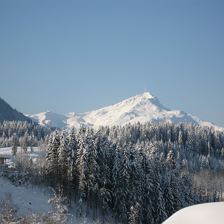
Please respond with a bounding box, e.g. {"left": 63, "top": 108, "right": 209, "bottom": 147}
{"left": 0, "top": 121, "right": 52, "bottom": 148}
{"left": 45, "top": 122, "right": 224, "bottom": 223}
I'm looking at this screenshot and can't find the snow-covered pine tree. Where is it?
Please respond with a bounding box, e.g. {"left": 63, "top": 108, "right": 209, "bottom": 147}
{"left": 67, "top": 128, "right": 77, "bottom": 179}
{"left": 46, "top": 132, "right": 60, "bottom": 182}
{"left": 58, "top": 132, "right": 69, "bottom": 186}
{"left": 94, "top": 132, "right": 113, "bottom": 216}
{"left": 67, "top": 128, "right": 78, "bottom": 198}
{"left": 11, "top": 133, "right": 18, "bottom": 156}
{"left": 112, "top": 144, "right": 129, "bottom": 222}
{"left": 82, "top": 128, "right": 100, "bottom": 210}
{"left": 125, "top": 144, "right": 143, "bottom": 219}
{"left": 75, "top": 127, "right": 88, "bottom": 200}
{"left": 128, "top": 202, "right": 141, "bottom": 224}
{"left": 21, "top": 131, "right": 29, "bottom": 153}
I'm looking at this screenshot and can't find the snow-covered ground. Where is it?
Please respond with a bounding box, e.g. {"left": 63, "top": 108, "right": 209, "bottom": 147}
{"left": 0, "top": 176, "right": 52, "bottom": 215}
{"left": 0, "top": 146, "right": 44, "bottom": 157}
{"left": 0, "top": 147, "right": 117, "bottom": 223}
{"left": 0, "top": 175, "right": 117, "bottom": 224}
{"left": 163, "top": 202, "right": 224, "bottom": 224}
{"left": 0, "top": 146, "right": 45, "bottom": 165}
{"left": 0, "top": 147, "right": 51, "bottom": 216}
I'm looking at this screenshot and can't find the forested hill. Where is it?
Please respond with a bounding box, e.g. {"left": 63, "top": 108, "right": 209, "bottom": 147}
{"left": 0, "top": 97, "right": 31, "bottom": 123}
{"left": 44, "top": 123, "right": 224, "bottom": 223}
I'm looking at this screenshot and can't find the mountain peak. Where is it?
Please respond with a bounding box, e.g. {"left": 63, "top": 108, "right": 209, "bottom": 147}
{"left": 119, "top": 91, "right": 156, "bottom": 106}
{"left": 140, "top": 91, "right": 155, "bottom": 99}
{"left": 130, "top": 92, "right": 155, "bottom": 102}
{"left": 26, "top": 93, "right": 223, "bottom": 131}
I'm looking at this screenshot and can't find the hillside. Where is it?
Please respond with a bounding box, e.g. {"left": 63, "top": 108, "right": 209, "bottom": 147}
{"left": 0, "top": 97, "right": 31, "bottom": 123}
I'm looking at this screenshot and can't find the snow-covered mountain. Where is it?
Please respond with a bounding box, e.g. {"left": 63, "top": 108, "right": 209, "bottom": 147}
{"left": 27, "top": 111, "right": 67, "bottom": 128}
{"left": 26, "top": 92, "right": 223, "bottom": 131}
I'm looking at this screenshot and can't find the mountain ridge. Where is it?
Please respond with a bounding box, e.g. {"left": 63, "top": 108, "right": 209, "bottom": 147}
{"left": 26, "top": 92, "right": 224, "bottom": 131}
{"left": 0, "top": 97, "right": 31, "bottom": 123}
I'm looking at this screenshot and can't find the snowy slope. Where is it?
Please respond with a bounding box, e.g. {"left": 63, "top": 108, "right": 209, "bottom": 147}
{"left": 27, "top": 111, "right": 67, "bottom": 128}
{"left": 0, "top": 175, "right": 118, "bottom": 224}
{"left": 81, "top": 92, "right": 198, "bottom": 128}
{"left": 0, "top": 176, "right": 52, "bottom": 215}
{"left": 163, "top": 202, "right": 224, "bottom": 224}
{"left": 26, "top": 92, "right": 223, "bottom": 131}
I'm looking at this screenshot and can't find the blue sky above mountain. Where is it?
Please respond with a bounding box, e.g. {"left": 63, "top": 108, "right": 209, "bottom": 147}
{"left": 0, "top": 0, "right": 224, "bottom": 126}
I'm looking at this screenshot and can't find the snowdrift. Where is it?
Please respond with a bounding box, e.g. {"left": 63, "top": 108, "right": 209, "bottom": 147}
{"left": 163, "top": 202, "right": 224, "bottom": 224}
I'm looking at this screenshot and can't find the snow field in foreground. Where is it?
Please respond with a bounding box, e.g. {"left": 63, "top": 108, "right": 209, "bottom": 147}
{"left": 163, "top": 202, "right": 224, "bottom": 224}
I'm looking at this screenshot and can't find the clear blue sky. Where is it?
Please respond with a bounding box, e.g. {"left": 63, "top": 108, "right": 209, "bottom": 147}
{"left": 0, "top": 0, "right": 224, "bottom": 126}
